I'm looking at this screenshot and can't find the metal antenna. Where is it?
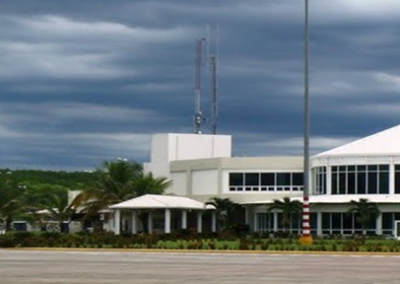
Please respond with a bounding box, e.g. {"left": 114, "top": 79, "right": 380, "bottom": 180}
{"left": 194, "top": 39, "right": 204, "bottom": 134}
{"left": 209, "top": 25, "right": 220, "bottom": 135}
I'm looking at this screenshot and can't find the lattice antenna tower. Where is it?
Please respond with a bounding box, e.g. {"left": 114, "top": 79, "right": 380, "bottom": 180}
{"left": 207, "top": 24, "right": 220, "bottom": 135}
{"left": 193, "top": 38, "right": 205, "bottom": 134}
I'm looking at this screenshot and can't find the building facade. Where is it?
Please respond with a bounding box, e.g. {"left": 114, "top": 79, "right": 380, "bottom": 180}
{"left": 144, "top": 125, "right": 400, "bottom": 236}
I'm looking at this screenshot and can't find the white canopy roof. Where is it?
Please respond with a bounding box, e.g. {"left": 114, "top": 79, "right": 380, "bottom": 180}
{"left": 315, "top": 124, "right": 400, "bottom": 157}
{"left": 241, "top": 194, "right": 400, "bottom": 205}
{"left": 109, "top": 194, "right": 214, "bottom": 210}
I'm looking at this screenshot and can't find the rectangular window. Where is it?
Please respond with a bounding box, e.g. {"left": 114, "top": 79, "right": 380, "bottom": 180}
{"left": 245, "top": 173, "right": 259, "bottom": 186}
{"left": 339, "top": 172, "right": 346, "bottom": 194}
{"left": 261, "top": 173, "right": 275, "bottom": 186}
{"left": 229, "top": 173, "right": 243, "bottom": 186}
{"left": 379, "top": 165, "right": 389, "bottom": 171}
{"left": 322, "top": 213, "right": 331, "bottom": 230}
{"left": 368, "top": 172, "right": 378, "bottom": 194}
{"left": 292, "top": 173, "right": 304, "bottom": 185}
{"left": 357, "top": 172, "right": 366, "bottom": 194}
{"left": 343, "top": 213, "right": 352, "bottom": 229}
{"left": 379, "top": 172, "right": 389, "bottom": 194}
{"left": 332, "top": 213, "right": 342, "bottom": 231}
{"left": 382, "top": 213, "right": 393, "bottom": 230}
{"left": 347, "top": 172, "right": 356, "bottom": 194}
{"left": 332, "top": 173, "right": 338, "bottom": 194}
{"left": 276, "top": 173, "right": 291, "bottom": 186}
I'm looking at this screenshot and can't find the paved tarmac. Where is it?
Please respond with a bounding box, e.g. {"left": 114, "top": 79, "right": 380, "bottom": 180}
{"left": 1, "top": 249, "right": 400, "bottom": 284}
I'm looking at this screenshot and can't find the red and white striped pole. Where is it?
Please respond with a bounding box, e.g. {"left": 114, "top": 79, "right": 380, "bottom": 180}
{"left": 300, "top": 0, "right": 313, "bottom": 245}
{"left": 302, "top": 196, "right": 311, "bottom": 236}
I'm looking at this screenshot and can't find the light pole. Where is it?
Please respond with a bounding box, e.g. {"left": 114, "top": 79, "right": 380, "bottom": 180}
{"left": 299, "top": 0, "right": 313, "bottom": 245}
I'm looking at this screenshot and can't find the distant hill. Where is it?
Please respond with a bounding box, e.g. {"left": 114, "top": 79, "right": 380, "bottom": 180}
{"left": 0, "top": 169, "right": 99, "bottom": 190}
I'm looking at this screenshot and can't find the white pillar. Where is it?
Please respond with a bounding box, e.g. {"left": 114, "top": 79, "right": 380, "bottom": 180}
{"left": 148, "top": 211, "right": 153, "bottom": 233}
{"left": 114, "top": 209, "right": 121, "bottom": 235}
{"left": 181, "top": 210, "right": 187, "bottom": 229}
{"left": 211, "top": 211, "right": 217, "bottom": 233}
{"left": 376, "top": 214, "right": 382, "bottom": 235}
{"left": 197, "top": 211, "right": 203, "bottom": 233}
{"left": 273, "top": 212, "right": 278, "bottom": 232}
{"left": 317, "top": 212, "right": 322, "bottom": 236}
{"left": 131, "top": 211, "right": 137, "bottom": 234}
{"left": 390, "top": 163, "right": 395, "bottom": 194}
{"left": 165, "top": 209, "right": 171, "bottom": 234}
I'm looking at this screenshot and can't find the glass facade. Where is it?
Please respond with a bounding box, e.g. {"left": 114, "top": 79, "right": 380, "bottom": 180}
{"left": 255, "top": 211, "right": 400, "bottom": 236}
{"left": 255, "top": 212, "right": 301, "bottom": 234}
{"left": 313, "top": 167, "right": 326, "bottom": 195}
{"left": 312, "top": 165, "right": 392, "bottom": 195}
{"left": 331, "top": 165, "right": 389, "bottom": 195}
{"left": 382, "top": 212, "right": 400, "bottom": 235}
{"left": 229, "top": 172, "right": 303, "bottom": 192}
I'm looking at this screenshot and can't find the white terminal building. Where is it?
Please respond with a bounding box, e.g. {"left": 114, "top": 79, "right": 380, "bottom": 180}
{"left": 144, "top": 124, "right": 400, "bottom": 236}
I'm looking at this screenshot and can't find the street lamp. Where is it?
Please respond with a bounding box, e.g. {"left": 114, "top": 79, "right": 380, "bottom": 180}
{"left": 299, "top": 0, "right": 313, "bottom": 245}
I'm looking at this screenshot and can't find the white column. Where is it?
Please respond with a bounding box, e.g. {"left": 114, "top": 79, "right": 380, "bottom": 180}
{"left": 165, "top": 209, "right": 171, "bottom": 234}
{"left": 211, "top": 211, "right": 217, "bottom": 233}
{"left": 114, "top": 209, "right": 121, "bottom": 235}
{"left": 390, "top": 163, "right": 395, "bottom": 194}
{"left": 181, "top": 210, "right": 187, "bottom": 229}
{"left": 148, "top": 211, "right": 153, "bottom": 233}
{"left": 326, "top": 166, "right": 332, "bottom": 195}
{"left": 317, "top": 212, "right": 322, "bottom": 236}
{"left": 197, "top": 211, "right": 203, "bottom": 233}
{"left": 376, "top": 214, "right": 382, "bottom": 235}
{"left": 273, "top": 212, "right": 278, "bottom": 232}
{"left": 131, "top": 211, "right": 137, "bottom": 234}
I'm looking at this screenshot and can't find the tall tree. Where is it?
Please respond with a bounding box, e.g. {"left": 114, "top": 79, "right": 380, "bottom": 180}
{"left": 71, "top": 159, "right": 172, "bottom": 214}
{"left": 40, "top": 190, "right": 74, "bottom": 232}
{"left": 0, "top": 172, "right": 26, "bottom": 231}
{"left": 269, "top": 197, "right": 303, "bottom": 232}
{"left": 348, "top": 198, "right": 380, "bottom": 235}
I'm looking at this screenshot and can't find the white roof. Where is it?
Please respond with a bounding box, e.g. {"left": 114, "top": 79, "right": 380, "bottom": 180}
{"left": 315, "top": 124, "right": 400, "bottom": 157}
{"left": 241, "top": 194, "right": 400, "bottom": 205}
{"left": 109, "top": 194, "right": 214, "bottom": 210}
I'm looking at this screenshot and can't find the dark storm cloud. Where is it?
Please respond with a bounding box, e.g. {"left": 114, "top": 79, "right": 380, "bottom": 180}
{"left": 1, "top": 0, "right": 400, "bottom": 170}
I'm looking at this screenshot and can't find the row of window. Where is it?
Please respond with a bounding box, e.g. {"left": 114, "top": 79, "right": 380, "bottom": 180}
{"left": 255, "top": 212, "right": 400, "bottom": 235}
{"left": 331, "top": 164, "right": 389, "bottom": 195}
{"left": 229, "top": 165, "right": 400, "bottom": 194}
{"left": 313, "top": 165, "right": 400, "bottom": 195}
{"left": 229, "top": 172, "right": 303, "bottom": 192}
{"left": 255, "top": 212, "right": 302, "bottom": 234}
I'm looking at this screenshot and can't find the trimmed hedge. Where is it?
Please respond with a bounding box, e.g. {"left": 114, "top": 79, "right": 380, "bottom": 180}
{"left": 1, "top": 231, "right": 400, "bottom": 252}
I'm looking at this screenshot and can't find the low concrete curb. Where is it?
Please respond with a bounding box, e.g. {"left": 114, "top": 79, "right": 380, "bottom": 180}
{"left": 3, "top": 247, "right": 400, "bottom": 256}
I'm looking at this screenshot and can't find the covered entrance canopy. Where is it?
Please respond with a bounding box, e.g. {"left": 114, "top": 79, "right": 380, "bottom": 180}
{"left": 109, "top": 194, "right": 216, "bottom": 235}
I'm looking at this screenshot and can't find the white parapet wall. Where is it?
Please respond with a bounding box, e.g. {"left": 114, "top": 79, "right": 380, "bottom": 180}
{"left": 144, "top": 133, "right": 232, "bottom": 179}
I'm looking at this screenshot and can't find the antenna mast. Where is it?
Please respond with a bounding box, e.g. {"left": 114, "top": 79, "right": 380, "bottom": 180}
{"left": 194, "top": 39, "right": 204, "bottom": 134}
{"left": 209, "top": 25, "right": 219, "bottom": 134}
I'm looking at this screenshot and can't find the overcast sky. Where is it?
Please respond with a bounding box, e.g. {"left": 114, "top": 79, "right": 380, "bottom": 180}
{"left": 1, "top": 0, "right": 400, "bottom": 171}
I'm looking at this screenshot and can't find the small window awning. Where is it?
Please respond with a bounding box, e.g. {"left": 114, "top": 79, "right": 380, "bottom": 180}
{"left": 109, "top": 194, "right": 215, "bottom": 210}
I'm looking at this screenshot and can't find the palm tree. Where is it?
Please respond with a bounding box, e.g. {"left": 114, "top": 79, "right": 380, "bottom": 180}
{"left": 268, "top": 197, "right": 303, "bottom": 232}
{"left": 40, "top": 191, "right": 74, "bottom": 232}
{"left": 348, "top": 198, "right": 380, "bottom": 236}
{"left": 132, "top": 172, "right": 172, "bottom": 197}
{"left": 71, "top": 159, "right": 172, "bottom": 215}
{"left": 0, "top": 173, "right": 27, "bottom": 231}
{"left": 206, "top": 197, "right": 240, "bottom": 230}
